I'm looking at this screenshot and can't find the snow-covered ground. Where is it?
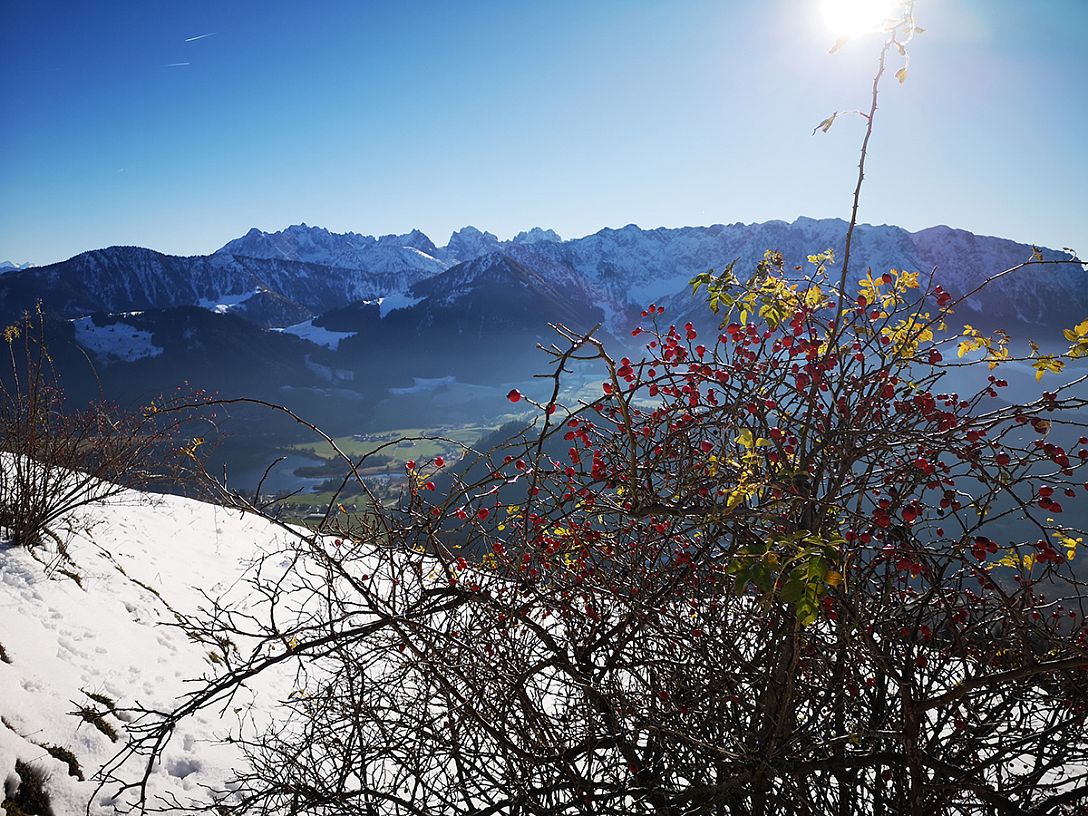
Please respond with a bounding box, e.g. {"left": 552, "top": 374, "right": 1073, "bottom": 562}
{"left": 196, "top": 289, "right": 263, "bottom": 315}
{"left": 276, "top": 318, "right": 356, "bottom": 349}
{"left": 0, "top": 488, "right": 293, "bottom": 814}
{"left": 71, "top": 316, "right": 162, "bottom": 365}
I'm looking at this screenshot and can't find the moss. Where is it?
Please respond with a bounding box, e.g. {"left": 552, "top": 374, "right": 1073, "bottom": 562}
{"left": 40, "top": 745, "right": 83, "bottom": 781}
{"left": 81, "top": 690, "right": 116, "bottom": 711}
{"left": 129, "top": 576, "right": 163, "bottom": 601}
{"left": 54, "top": 569, "right": 83, "bottom": 589}
{"left": 2, "top": 759, "right": 55, "bottom": 816}
{"left": 72, "top": 707, "right": 118, "bottom": 742}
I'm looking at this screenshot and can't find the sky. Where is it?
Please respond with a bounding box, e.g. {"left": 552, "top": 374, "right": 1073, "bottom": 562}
{"left": 1, "top": 0, "right": 1085, "bottom": 266}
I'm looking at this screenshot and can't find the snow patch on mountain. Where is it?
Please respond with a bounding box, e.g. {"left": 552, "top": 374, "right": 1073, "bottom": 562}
{"left": 72, "top": 316, "right": 163, "bottom": 364}
{"left": 277, "top": 318, "right": 357, "bottom": 349}
{"left": 512, "top": 227, "right": 562, "bottom": 245}
{"left": 368, "top": 292, "right": 424, "bottom": 318}
{"left": 389, "top": 376, "right": 457, "bottom": 395}
{"left": 196, "top": 288, "right": 263, "bottom": 314}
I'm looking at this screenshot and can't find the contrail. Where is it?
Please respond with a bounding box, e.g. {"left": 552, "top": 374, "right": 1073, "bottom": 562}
{"left": 184, "top": 32, "right": 216, "bottom": 42}
{"left": 165, "top": 62, "right": 191, "bottom": 67}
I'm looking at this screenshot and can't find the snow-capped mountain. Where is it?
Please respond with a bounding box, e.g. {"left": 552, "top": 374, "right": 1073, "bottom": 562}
{"left": 216, "top": 224, "right": 450, "bottom": 280}
{"left": 512, "top": 227, "right": 562, "bottom": 245}
{"left": 443, "top": 226, "right": 503, "bottom": 262}
{"left": 1, "top": 218, "right": 1083, "bottom": 371}
{"left": 0, "top": 246, "right": 429, "bottom": 328}
{"left": 0, "top": 260, "right": 31, "bottom": 274}
{"left": 209, "top": 217, "right": 1088, "bottom": 332}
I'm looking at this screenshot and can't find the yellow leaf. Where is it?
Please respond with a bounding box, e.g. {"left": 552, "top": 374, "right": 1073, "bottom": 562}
{"left": 896, "top": 67, "right": 908, "bottom": 84}
{"left": 1032, "top": 356, "right": 1064, "bottom": 381}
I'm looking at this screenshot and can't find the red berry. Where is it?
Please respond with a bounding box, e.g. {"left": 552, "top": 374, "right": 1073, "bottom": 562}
{"left": 507, "top": 389, "right": 522, "bottom": 402}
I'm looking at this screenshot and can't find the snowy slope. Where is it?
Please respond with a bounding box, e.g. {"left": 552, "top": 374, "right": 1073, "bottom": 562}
{"left": 0, "top": 487, "right": 296, "bottom": 814}
{"left": 277, "top": 317, "right": 357, "bottom": 349}
{"left": 71, "top": 316, "right": 163, "bottom": 365}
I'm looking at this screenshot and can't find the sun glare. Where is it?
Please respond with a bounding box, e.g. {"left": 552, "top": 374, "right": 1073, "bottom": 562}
{"left": 819, "top": 0, "right": 898, "bottom": 38}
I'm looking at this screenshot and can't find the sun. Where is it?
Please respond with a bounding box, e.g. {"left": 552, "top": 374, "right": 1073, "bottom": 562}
{"left": 819, "top": 0, "right": 899, "bottom": 38}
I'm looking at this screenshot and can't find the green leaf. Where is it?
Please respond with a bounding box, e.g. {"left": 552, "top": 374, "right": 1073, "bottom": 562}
{"left": 779, "top": 575, "right": 805, "bottom": 605}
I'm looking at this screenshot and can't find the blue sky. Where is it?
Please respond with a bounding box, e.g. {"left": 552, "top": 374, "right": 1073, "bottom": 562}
{"left": 1, "top": 0, "right": 1085, "bottom": 265}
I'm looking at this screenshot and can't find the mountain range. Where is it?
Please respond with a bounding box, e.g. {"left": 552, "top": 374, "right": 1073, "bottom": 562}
{"left": 1, "top": 217, "right": 1084, "bottom": 436}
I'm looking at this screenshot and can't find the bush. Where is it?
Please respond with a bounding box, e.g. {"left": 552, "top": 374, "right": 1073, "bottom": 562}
{"left": 0, "top": 308, "right": 187, "bottom": 549}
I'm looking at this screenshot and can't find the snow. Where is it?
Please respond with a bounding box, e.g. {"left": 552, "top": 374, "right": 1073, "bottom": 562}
{"left": 388, "top": 375, "right": 457, "bottom": 395}
{"left": 374, "top": 292, "right": 423, "bottom": 318}
{"left": 511, "top": 227, "right": 561, "bottom": 245}
{"left": 196, "top": 289, "right": 261, "bottom": 314}
{"left": 215, "top": 224, "right": 449, "bottom": 278}
{"left": 71, "top": 316, "right": 163, "bottom": 364}
{"left": 276, "top": 318, "right": 357, "bottom": 349}
{"left": 0, "top": 484, "right": 297, "bottom": 814}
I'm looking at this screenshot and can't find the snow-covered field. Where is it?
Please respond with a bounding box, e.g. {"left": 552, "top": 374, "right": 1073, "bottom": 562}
{"left": 0, "top": 488, "right": 293, "bottom": 814}
{"left": 71, "top": 317, "right": 162, "bottom": 365}
{"left": 276, "top": 318, "right": 356, "bottom": 349}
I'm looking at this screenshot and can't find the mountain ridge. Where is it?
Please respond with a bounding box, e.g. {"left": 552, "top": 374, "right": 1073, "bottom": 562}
{"left": 2, "top": 217, "right": 1084, "bottom": 348}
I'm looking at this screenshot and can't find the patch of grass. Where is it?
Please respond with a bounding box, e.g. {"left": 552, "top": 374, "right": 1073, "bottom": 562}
{"left": 54, "top": 569, "right": 82, "bottom": 589}
{"left": 39, "top": 746, "right": 82, "bottom": 781}
{"left": 103, "top": 556, "right": 167, "bottom": 605}
{"left": 289, "top": 424, "right": 489, "bottom": 466}
{"left": 2, "top": 759, "right": 55, "bottom": 816}
{"left": 129, "top": 576, "right": 163, "bottom": 601}
{"left": 70, "top": 706, "right": 118, "bottom": 742}
{"left": 81, "top": 690, "right": 117, "bottom": 711}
